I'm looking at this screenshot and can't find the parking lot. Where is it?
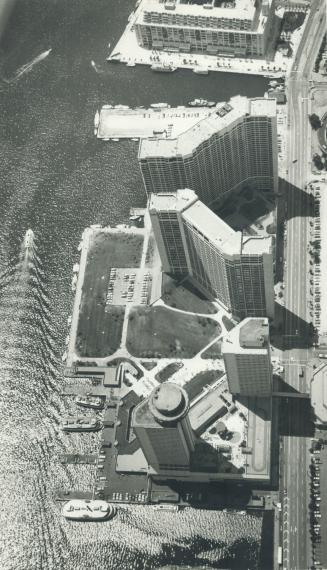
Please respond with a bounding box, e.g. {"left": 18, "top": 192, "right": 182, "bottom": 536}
{"left": 105, "top": 267, "right": 153, "bottom": 307}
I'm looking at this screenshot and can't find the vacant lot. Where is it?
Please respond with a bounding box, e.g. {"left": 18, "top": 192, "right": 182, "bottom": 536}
{"left": 162, "top": 274, "right": 217, "bottom": 314}
{"left": 76, "top": 231, "right": 143, "bottom": 358}
{"left": 184, "top": 370, "right": 225, "bottom": 401}
{"left": 126, "top": 306, "right": 221, "bottom": 358}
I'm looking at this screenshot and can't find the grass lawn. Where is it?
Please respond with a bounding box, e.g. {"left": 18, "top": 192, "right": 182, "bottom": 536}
{"left": 75, "top": 231, "right": 143, "bottom": 358}
{"left": 76, "top": 305, "right": 125, "bottom": 358}
{"left": 184, "top": 370, "right": 225, "bottom": 401}
{"left": 162, "top": 274, "right": 217, "bottom": 314}
{"left": 155, "top": 362, "right": 184, "bottom": 383}
{"left": 127, "top": 306, "right": 221, "bottom": 359}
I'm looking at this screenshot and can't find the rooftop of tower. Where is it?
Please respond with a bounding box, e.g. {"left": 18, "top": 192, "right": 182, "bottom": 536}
{"left": 133, "top": 382, "right": 190, "bottom": 427}
{"left": 139, "top": 96, "right": 276, "bottom": 160}
{"left": 222, "top": 317, "right": 270, "bottom": 354}
{"left": 139, "top": 0, "right": 257, "bottom": 24}
{"left": 148, "top": 189, "right": 198, "bottom": 213}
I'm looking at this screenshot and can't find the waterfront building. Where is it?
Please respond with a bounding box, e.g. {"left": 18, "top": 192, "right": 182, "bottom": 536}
{"left": 222, "top": 317, "right": 273, "bottom": 396}
{"left": 139, "top": 96, "right": 278, "bottom": 207}
{"left": 132, "top": 382, "right": 196, "bottom": 474}
{"left": 134, "top": 0, "right": 276, "bottom": 58}
{"left": 149, "top": 189, "right": 275, "bottom": 318}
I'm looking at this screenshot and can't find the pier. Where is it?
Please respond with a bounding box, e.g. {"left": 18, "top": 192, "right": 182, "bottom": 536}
{"left": 96, "top": 105, "right": 213, "bottom": 141}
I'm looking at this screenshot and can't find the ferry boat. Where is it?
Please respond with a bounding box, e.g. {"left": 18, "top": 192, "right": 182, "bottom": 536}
{"left": 75, "top": 395, "right": 104, "bottom": 410}
{"left": 150, "top": 103, "right": 170, "bottom": 109}
{"left": 62, "top": 500, "right": 116, "bottom": 521}
{"left": 151, "top": 63, "right": 177, "bottom": 73}
{"left": 61, "top": 417, "right": 102, "bottom": 432}
{"left": 24, "top": 229, "right": 34, "bottom": 250}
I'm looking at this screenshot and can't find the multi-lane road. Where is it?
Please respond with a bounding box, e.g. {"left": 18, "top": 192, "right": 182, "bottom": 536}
{"left": 281, "top": 1, "right": 326, "bottom": 568}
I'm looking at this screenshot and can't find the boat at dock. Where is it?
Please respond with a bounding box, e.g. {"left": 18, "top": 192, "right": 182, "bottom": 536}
{"left": 154, "top": 504, "right": 180, "bottom": 512}
{"left": 188, "top": 98, "right": 210, "bottom": 107}
{"left": 126, "top": 62, "right": 136, "bottom": 67}
{"left": 61, "top": 417, "right": 102, "bottom": 432}
{"left": 150, "top": 103, "right": 170, "bottom": 109}
{"left": 62, "top": 500, "right": 116, "bottom": 521}
{"left": 75, "top": 395, "right": 104, "bottom": 410}
{"left": 94, "top": 110, "right": 100, "bottom": 129}
{"left": 114, "top": 104, "right": 130, "bottom": 110}
{"left": 193, "top": 67, "right": 209, "bottom": 75}
{"left": 151, "top": 63, "right": 176, "bottom": 73}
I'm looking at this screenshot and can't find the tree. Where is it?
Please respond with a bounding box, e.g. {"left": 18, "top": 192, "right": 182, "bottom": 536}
{"left": 309, "top": 113, "right": 322, "bottom": 130}
{"left": 313, "top": 153, "right": 324, "bottom": 170}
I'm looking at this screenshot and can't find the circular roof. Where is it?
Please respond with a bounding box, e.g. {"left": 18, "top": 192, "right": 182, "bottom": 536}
{"left": 150, "top": 383, "right": 189, "bottom": 422}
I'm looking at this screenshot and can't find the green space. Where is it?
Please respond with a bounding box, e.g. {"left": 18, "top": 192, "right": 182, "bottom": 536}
{"left": 141, "top": 361, "right": 158, "bottom": 371}
{"left": 76, "top": 305, "right": 125, "bottom": 358}
{"left": 155, "top": 361, "right": 184, "bottom": 383}
{"left": 126, "top": 306, "right": 221, "bottom": 359}
{"left": 75, "top": 231, "right": 143, "bottom": 358}
{"left": 162, "top": 274, "right": 217, "bottom": 314}
{"left": 184, "top": 370, "right": 225, "bottom": 401}
{"left": 201, "top": 339, "right": 223, "bottom": 359}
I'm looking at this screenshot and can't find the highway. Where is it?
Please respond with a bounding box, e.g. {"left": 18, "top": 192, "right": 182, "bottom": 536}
{"left": 281, "top": 1, "right": 326, "bottom": 568}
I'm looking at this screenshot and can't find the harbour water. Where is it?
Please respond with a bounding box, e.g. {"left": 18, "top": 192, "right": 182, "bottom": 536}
{"left": 0, "top": 1, "right": 271, "bottom": 568}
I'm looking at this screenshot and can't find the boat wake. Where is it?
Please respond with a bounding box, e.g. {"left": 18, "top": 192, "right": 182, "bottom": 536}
{"left": 7, "top": 49, "right": 52, "bottom": 84}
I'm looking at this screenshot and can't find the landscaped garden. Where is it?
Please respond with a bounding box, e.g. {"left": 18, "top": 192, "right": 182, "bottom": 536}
{"left": 155, "top": 361, "right": 184, "bottom": 383}
{"left": 184, "top": 370, "right": 225, "bottom": 401}
{"left": 161, "top": 274, "right": 217, "bottom": 314}
{"left": 126, "top": 306, "right": 221, "bottom": 358}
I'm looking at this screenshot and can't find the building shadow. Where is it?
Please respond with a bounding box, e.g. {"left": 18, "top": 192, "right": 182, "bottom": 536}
{"left": 278, "top": 396, "right": 315, "bottom": 437}
{"left": 279, "top": 176, "right": 315, "bottom": 222}
{"left": 273, "top": 375, "right": 300, "bottom": 394}
{"left": 236, "top": 395, "right": 271, "bottom": 421}
{"left": 271, "top": 303, "right": 316, "bottom": 350}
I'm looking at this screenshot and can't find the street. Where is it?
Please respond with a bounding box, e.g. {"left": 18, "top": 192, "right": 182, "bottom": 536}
{"left": 280, "top": 1, "right": 326, "bottom": 568}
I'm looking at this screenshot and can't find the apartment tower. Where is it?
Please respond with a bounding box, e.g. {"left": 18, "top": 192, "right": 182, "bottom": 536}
{"left": 222, "top": 318, "right": 273, "bottom": 396}
{"left": 149, "top": 189, "right": 275, "bottom": 319}
{"left": 139, "top": 96, "right": 278, "bottom": 207}
{"left": 132, "top": 383, "right": 195, "bottom": 474}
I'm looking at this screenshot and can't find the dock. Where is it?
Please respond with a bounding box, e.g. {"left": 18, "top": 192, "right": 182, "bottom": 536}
{"left": 96, "top": 105, "right": 213, "bottom": 141}
{"left": 59, "top": 454, "right": 98, "bottom": 465}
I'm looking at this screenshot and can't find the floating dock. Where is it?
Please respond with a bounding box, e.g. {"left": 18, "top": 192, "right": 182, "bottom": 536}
{"left": 95, "top": 106, "right": 214, "bottom": 141}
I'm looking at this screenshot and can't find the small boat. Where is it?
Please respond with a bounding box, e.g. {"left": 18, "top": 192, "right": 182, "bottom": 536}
{"left": 207, "top": 101, "right": 216, "bottom": 107}
{"left": 126, "top": 62, "right": 136, "bottom": 67}
{"left": 111, "top": 138, "right": 119, "bottom": 142}
{"left": 102, "top": 105, "right": 113, "bottom": 109}
{"left": 24, "top": 229, "right": 34, "bottom": 250}
{"left": 94, "top": 110, "right": 100, "bottom": 130}
{"left": 193, "top": 67, "right": 209, "bottom": 75}
{"left": 75, "top": 395, "right": 104, "bottom": 410}
{"left": 268, "top": 80, "right": 278, "bottom": 87}
{"left": 130, "top": 138, "right": 139, "bottom": 141}
{"left": 154, "top": 504, "right": 180, "bottom": 512}
{"left": 150, "top": 103, "right": 170, "bottom": 109}
{"left": 61, "top": 417, "right": 102, "bottom": 432}
{"left": 188, "top": 98, "right": 209, "bottom": 107}
{"left": 151, "top": 63, "right": 176, "bottom": 73}
{"left": 62, "top": 500, "right": 116, "bottom": 521}
{"left": 114, "top": 104, "right": 129, "bottom": 110}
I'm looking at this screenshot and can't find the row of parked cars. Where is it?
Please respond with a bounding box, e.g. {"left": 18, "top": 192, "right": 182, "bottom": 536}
{"left": 309, "top": 185, "right": 322, "bottom": 332}
{"left": 309, "top": 440, "right": 324, "bottom": 569}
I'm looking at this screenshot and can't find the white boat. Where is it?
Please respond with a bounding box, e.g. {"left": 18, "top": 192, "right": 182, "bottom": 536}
{"left": 24, "top": 229, "right": 34, "bottom": 250}
{"left": 62, "top": 500, "right": 116, "bottom": 521}
{"left": 154, "top": 504, "right": 180, "bottom": 512}
{"left": 114, "top": 105, "right": 129, "bottom": 110}
{"left": 12, "top": 49, "right": 52, "bottom": 82}
{"left": 126, "top": 62, "right": 136, "bottom": 67}
{"left": 131, "top": 138, "right": 139, "bottom": 141}
{"left": 188, "top": 98, "right": 209, "bottom": 107}
{"left": 151, "top": 63, "right": 176, "bottom": 73}
{"left": 193, "top": 67, "right": 209, "bottom": 75}
{"left": 102, "top": 105, "right": 113, "bottom": 109}
{"left": 94, "top": 110, "right": 100, "bottom": 129}
{"left": 150, "top": 103, "right": 170, "bottom": 109}
{"left": 61, "top": 417, "right": 102, "bottom": 432}
{"left": 75, "top": 395, "right": 104, "bottom": 409}
{"left": 112, "top": 138, "right": 119, "bottom": 142}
